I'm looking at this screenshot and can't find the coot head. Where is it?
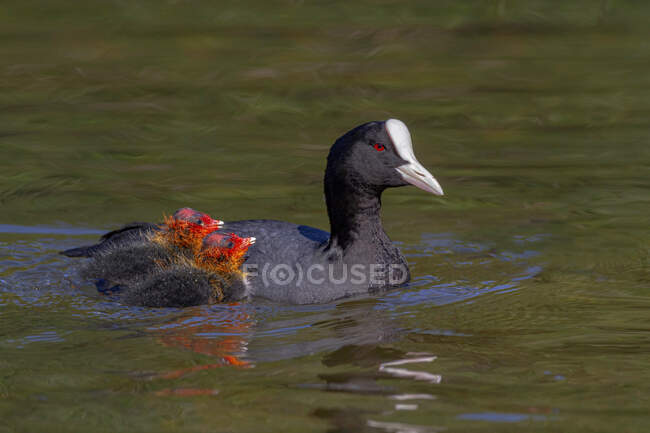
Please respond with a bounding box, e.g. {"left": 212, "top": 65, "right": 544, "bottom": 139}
{"left": 202, "top": 232, "right": 236, "bottom": 250}
{"left": 202, "top": 232, "right": 256, "bottom": 257}
{"left": 172, "top": 207, "right": 223, "bottom": 229}
{"left": 325, "top": 119, "right": 443, "bottom": 196}
{"left": 324, "top": 119, "right": 443, "bottom": 251}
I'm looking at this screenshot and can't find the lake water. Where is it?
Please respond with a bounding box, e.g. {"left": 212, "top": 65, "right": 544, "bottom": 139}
{"left": 1, "top": 1, "right": 649, "bottom": 432}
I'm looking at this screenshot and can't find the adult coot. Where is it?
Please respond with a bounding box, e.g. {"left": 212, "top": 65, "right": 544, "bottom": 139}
{"left": 62, "top": 119, "right": 443, "bottom": 304}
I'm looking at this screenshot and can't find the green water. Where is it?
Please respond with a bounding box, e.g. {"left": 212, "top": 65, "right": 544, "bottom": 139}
{"left": 1, "top": 1, "right": 649, "bottom": 431}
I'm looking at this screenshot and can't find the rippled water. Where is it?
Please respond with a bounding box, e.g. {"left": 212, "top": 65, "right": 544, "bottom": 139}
{"left": 2, "top": 1, "right": 649, "bottom": 432}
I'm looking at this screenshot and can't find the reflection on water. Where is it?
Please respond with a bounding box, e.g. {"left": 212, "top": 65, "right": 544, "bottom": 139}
{"left": 457, "top": 412, "right": 551, "bottom": 423}
{"left": 5, "top": 330, "right": 68, "bottom": 347}
{"left": 379, "top": 356, "right": 440, "bottom": 384}
{"left": 154, "top": 305, "right": 253, "bottom": 372}
{"left": 367, "top": 420, "right": 446, "bottom": 433}
{"left": 0, "top": 224, "right": 106, "bottom": 236}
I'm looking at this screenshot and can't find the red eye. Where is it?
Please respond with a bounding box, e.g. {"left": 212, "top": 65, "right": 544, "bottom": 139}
{"left": 373, "top": 143, "right": 385, "bottom": 152}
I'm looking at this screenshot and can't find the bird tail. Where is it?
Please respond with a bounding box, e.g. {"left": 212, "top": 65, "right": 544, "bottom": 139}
{"left": 59, "top": 245, "right": 97, "bottom": 257}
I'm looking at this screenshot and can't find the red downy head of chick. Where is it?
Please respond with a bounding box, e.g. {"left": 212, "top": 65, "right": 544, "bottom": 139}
{"left": 160, "top": 208, "right": 224, "bottom": 251}
{"left": 172, "top": 207, "right": 223, "bottom": 230}
{"left": 197, "top": 232, "right": 256, "bottom": 273}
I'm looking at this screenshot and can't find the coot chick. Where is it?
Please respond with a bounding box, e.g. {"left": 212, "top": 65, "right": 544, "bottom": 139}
{"left": 61, "top": 207, "right": 222, "bottom": 258}
{"left": 171, "top": 207, "right": 223, "bottom": 230}
{"left": 121, "top": 232, "right": 255, "bottom": 307}
{"left": 63, "top": 119, "right": 444, "bottom": 305}
{"left": 79, "top": 208, "right": 223, "bottom": 286}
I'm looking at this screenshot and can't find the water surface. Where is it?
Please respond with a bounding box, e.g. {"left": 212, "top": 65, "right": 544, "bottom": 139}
{"left": 1, "top": 1, "right": 649, "bottom": 432}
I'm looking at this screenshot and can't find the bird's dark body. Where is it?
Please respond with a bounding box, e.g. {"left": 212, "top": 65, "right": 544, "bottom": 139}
{"left": 65, "top": 218, "right": 409, "bottom": 304}
{"left": 61, "top": 119, "right": 441, "bottom": 306}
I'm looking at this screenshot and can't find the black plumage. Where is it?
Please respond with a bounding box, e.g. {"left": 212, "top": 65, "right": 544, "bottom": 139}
{"left": 62, "top": 119, "right": 443, "bottom": 305}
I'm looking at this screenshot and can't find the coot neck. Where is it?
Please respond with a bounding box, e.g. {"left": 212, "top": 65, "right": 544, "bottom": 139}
{"left": 324, "top": 174, "right": 391, "bottom": 253}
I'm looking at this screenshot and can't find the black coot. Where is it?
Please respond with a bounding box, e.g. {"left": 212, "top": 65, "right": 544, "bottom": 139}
{"left": 62, "top": 119, "right": 443, "bottom": 305}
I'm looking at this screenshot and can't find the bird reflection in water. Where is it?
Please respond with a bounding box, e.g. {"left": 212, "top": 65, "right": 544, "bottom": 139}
{"left": 150, "top": 303, "right": 254, "bottom": 395}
